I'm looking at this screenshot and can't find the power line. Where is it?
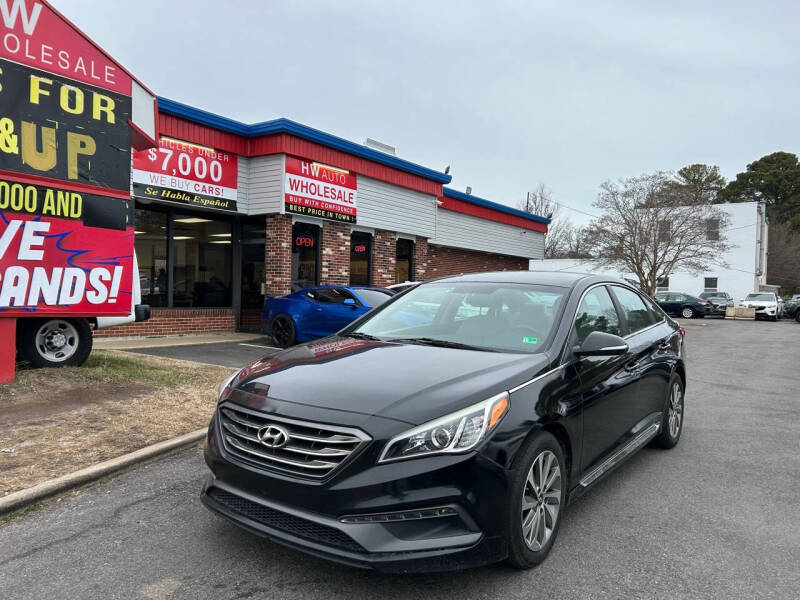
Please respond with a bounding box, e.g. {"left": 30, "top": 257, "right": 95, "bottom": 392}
{"left": 551, "top": 200, "right": 600, "bottom": 220}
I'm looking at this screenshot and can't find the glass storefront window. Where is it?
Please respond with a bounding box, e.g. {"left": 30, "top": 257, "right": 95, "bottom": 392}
{"left": 292, "top": 222, "right": 319, "bottom": 291}
{"left": 350, "top": 231, "right": 371, "bottom": 286}
{"left": 396, "top": 238, "right": 414, "bottom": 284}
{"left": 134, "top": 208, "right": 168, "bottom": 307}
{"left": 172, "top": 214, "right": 232, "bottom": 307}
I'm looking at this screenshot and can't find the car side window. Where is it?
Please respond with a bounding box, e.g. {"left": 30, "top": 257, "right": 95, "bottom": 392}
{"left": 574, "top": 286, "right": 621, "bottom": 344}
{"left": 312, "top": 288, "right": 357, "bottom": 305}
{"left": 641, "top": 294, "right": 666, "bottom": 321}
{"left": 611, "top": 286, "right": 657, "bottom": 334}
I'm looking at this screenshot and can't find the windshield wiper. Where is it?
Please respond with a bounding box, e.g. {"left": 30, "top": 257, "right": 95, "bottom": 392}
{"left": 388, "top": 337, "right": 498, "bottom": 352}
{"left": 343, "top": 332, "right": 383, "bottom": 341}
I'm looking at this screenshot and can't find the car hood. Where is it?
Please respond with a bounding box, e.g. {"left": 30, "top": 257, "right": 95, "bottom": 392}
{"left": 742, "top": 301, "right": 776, "bottom": 307}
{"left": 231, "top": 336, "right": 549, "bottom": 425}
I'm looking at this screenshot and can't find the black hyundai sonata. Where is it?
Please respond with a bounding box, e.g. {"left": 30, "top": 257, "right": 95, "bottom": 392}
{"left": 201, "top": 272, "right": 686, "bottom": 572}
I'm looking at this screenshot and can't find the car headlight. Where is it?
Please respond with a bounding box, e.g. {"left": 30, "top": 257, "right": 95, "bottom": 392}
{"left": 378, "top": 392, "right": 509, "bottom": 463}
{"left": 217, "top": 369, "right": 241, "bottom": 403}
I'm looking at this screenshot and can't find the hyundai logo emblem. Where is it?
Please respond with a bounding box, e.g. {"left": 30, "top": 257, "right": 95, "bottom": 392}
{"left": 257, "top": 424, "right": 289, "bottom": 448}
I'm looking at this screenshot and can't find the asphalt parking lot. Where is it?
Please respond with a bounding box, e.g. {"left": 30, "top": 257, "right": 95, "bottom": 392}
{"left": 1, "top": 318, "right": 798, "bottom": 600}
{"left": 128, "top": 339, "right": 279, "bottom": 368}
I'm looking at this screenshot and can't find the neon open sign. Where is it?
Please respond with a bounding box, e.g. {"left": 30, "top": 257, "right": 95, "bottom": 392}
{"left": 354, "top": 244, "right": 367, "bottom": 254}
{"left": 295, "top": 235, "right": 315, "bottom": 248}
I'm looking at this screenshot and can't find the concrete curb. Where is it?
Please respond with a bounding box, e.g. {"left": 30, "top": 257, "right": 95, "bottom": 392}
{"left": 0, "top": 428, "right": 207, "bottom": 516}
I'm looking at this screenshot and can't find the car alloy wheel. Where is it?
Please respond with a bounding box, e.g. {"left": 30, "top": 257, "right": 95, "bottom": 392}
{"left": 681, "top": 307, "right": 694, "bottom": 319}
{"left": 521, "top": 450, "right": 562, "bottom": 551}
{"left": 34, "top": 319, "right": 79, "bottom": 363}
{"left": 271, "top": 315, "right": 295, "bottom": 348}
{"left": 667, "top": 380, "right": 683, "bottom": 439}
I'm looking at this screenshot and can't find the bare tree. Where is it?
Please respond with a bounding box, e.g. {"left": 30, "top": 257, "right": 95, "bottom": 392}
{"left": 584, "top": 172, "right": 731, "bottom": 295}
{"left": 519, "top": 183, "right": 590, "bottom": 258}
{"left": 520, "top": 183, "right": 558, "bottom": 220}
{"left": 561, "top": 223, "right": 592, "bottom": 258}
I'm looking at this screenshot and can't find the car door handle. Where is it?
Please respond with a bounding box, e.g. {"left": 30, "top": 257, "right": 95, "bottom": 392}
{"left": 314, "top": 307, "right": 323, "bottom": 312}
{"left": 624, "top": 359, "right": 641, "bottom": 372}
{"left": 658, "top": 340, "right": 671, "bottom": 351}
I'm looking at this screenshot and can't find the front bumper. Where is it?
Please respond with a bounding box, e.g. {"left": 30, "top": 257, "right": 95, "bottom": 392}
{"left": 748, "top": 305, "right": 777, "bottom": 317}
{"left": 201, "top": 408, "right": 510, "bottom": 572}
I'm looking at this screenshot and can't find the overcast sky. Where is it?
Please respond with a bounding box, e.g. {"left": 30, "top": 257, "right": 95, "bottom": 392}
{"left": 55, "top": 0, "right": 800, "bottom": 224}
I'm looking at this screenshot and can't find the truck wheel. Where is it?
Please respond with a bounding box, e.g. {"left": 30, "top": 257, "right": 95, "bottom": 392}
{"left": 17, "top": 318, "right": 93, "bottom": 368}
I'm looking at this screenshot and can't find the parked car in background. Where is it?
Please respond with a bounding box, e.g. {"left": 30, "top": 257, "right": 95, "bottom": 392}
{"left": 740, "top": 292, "right": 782, "bottom": 321}
{"left": 655, "top": 292, "right": 712, "bottom": 319}
{"left": 204, "top": 272, "right": 686, "bottom": 571}
{"left": 784, "top": 294, "right": 800, "bottom": 318}
{"left": 698, "top": 292, "right": 734, "bottom": 316}
{"left": 262, "top": 285, "right": 395, "bottom": 347}
{"left": 387, "top": 281, "right": 421, "bottom": 294}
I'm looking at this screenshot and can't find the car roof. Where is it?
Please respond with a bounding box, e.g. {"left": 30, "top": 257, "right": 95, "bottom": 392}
{"left": 430, "top": 270, "right": 626, "bottom": 289}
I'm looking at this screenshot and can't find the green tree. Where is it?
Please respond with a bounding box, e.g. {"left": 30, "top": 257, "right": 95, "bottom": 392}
{"left": 719, "top": 152, "right": 800, "bottom": 222}
{"left": 675, "top": 164, "right": 726, "bottom": 204}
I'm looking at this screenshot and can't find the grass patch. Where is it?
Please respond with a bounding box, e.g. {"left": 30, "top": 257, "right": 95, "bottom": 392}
{"left": 0, "top": 502, "right": 43, "bottom": 526}
{"left": 1, "top": 349, "right": 235, "bottom": 496}
{"left": 6, "top": 350, "right": 198, "bottom": 392}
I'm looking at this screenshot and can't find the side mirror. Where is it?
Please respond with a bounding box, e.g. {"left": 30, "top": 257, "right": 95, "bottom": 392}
{"left": 343, "top": 298, "right": 357, "bottom": 306}
{"left": 573, "top": 331, "right": 629, "bottom": 357}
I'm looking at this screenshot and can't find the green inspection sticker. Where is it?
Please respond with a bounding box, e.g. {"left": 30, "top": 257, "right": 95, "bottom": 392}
{"left": 522, "top": 337, "right": 538, "bottom": 344}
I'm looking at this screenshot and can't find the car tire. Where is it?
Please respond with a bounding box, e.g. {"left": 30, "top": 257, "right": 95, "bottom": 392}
{"left": 652, "top": 374, "right": 684, "bottom": 449}
{"left": 506, "top": 431, "right": 566, "bottom": 569}
{"left": 271, "top": 314, "right": 296, "bottom": 348}
{"left": 680, "top": 306, "right": 695, "bottom": 319}
{"left": 796, "top": 311, "right": 800, "bottom": 324}
{"left": 17, "top": 318, "right": 93, "bottom": 368}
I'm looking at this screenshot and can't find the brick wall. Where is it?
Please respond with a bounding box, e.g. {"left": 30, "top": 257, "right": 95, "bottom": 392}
{"left": 427, "top": 244, "right": 529, "bottom": 278}
{"left": 413, "top": 237, "right": 429, "bottom": 281}
{"left": 265, "top": 214, "right": 292, "bottom": 297}
{"left": 321, "top": 222, "right": 351, "bottom": 285}
{"left": 371, "top": 229, "right": 397, "bottom": 286}
{"left": 92, "top": 308, "right": 236, "bottom": 338}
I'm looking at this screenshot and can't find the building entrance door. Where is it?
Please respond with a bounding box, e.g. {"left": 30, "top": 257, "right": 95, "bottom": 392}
{"left": 239, "top": 219, "right": 266, "bottom": 332}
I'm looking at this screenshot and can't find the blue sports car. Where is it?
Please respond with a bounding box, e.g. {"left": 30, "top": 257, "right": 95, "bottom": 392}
{"left": 262, "top": 285, "right": 395, "bottom": 347}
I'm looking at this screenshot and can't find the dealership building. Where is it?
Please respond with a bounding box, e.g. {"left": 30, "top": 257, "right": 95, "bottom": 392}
{"left": 102, "top": 98, "right": 549, "bottom": 337}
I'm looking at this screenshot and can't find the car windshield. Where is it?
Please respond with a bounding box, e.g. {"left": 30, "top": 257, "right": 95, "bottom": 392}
{"left": 351, "top": 282, "right": 566, "bottom": 353}
{"left": 746, "top": 293, "right": 774, "bottom": 301}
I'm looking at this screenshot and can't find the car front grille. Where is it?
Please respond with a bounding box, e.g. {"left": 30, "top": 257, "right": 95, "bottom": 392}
{"left": 207, "top": 487, "right": 366, "bottom": 553}
{"left": 218, "top": 403, "right": 370, "bottom": 479}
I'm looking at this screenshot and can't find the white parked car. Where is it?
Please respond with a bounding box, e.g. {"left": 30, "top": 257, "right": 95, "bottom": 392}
{"left": 387, "top": 281, "right": 422, "bottom": 294}
{"left": 739, "top": 292, "right": 782, "bottom": 321}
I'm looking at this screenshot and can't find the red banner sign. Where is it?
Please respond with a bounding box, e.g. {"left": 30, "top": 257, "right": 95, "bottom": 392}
{"left": 0, "top": 0, "right": 135, "bottom": 318}
{"left": 132, "top": 138, "right": 239, "bottom": 212}
{"left": 284, "top": 156, "right": 357, "bottom": 223}
{"left": 0, "top": 206, "right": 133, "bottom": 316}
{"left": 0, "top": 0, "right": 131, "bottom": 94}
